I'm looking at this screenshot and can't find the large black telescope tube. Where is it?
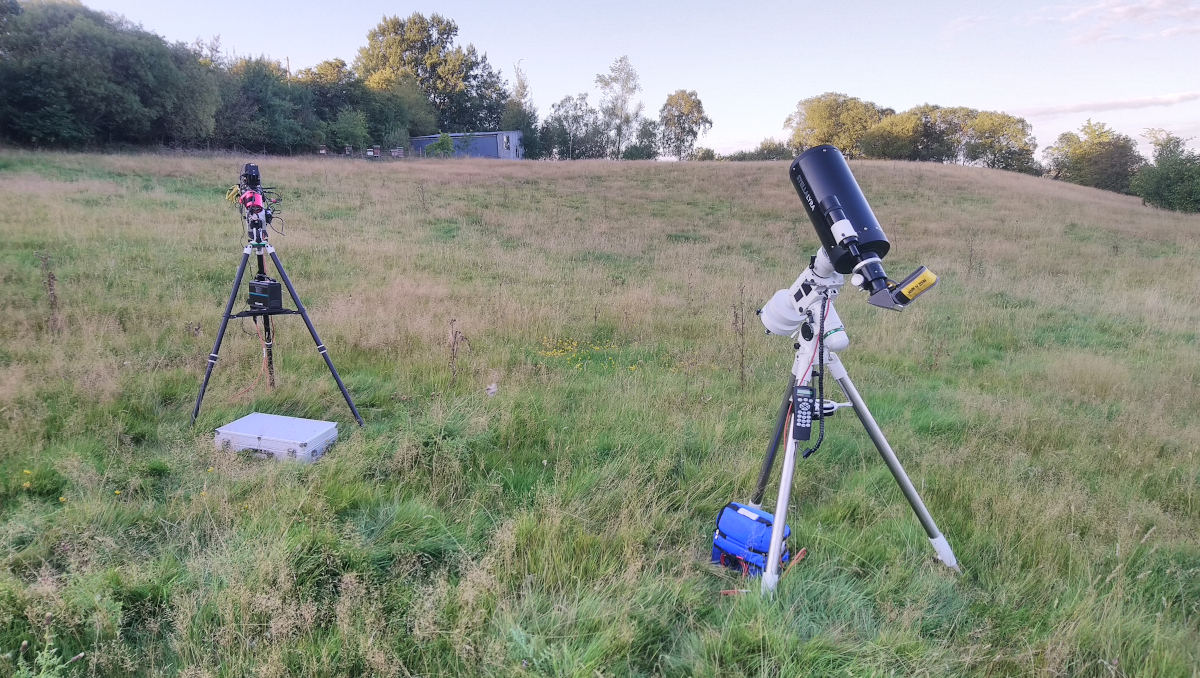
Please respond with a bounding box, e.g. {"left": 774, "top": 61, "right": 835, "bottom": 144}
{"left": 789, "top": 145, "right": 890, "bottom": 274}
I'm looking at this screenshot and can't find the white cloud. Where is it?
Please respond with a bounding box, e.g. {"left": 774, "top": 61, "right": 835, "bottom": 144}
{"left": 1018, "top": 91, "right": 1200, "bottom": 116}
{"left": 1159, "top": 23, "right": 1200, "bottom": 36}
{"left": 1031, "top": 0, "right": 1200, "bottom": 42}
{"left": 942, "top": 15, "right": 991, "bottom": 38}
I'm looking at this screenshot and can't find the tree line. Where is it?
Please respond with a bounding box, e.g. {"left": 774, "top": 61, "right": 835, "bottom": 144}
{"left": 1, "top": 2, "right": 1196, "bottom": 211}
{"left": 706, "top": 92, "right": 1199, "bottom": 213}
{"left": 0, "top": 4, "right": 497, "bottom": 152}
{"left": 0, "top": 3, "right": 712, "bottom": 161}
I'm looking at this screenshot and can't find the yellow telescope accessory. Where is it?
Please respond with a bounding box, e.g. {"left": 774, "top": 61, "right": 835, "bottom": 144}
{"left": 896, "top": 267, "right": 937, "bottom": 303}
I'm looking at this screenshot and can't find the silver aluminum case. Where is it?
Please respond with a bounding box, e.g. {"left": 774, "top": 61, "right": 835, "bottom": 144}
{"left": 215, "top": 412, "right": 338, "bottom": 463}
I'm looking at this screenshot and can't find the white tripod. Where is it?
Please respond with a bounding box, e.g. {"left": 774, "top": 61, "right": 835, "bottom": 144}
{"left": 753, "top": 248, "right": 961, "bottom": 593}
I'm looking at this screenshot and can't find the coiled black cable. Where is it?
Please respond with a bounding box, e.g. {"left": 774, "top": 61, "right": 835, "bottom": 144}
{"left": 802, "top": 292, "right": 829, "bottom": 458}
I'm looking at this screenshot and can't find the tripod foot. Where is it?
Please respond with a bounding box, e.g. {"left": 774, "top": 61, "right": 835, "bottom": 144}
{"left": 930, "top": 534, "right": 961, "bottom": 573}
{"left": 761, "top": 571, "right": 780, "bottom": 594}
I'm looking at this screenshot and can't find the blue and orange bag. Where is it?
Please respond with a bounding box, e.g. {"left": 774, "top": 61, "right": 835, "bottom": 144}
{"left": 711, "top": 502, "right": 791, "bottom": 577}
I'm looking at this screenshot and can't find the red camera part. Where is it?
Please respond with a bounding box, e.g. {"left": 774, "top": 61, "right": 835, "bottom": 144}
{"left": 240, "top": 190, "right": 264, "bottom": 213}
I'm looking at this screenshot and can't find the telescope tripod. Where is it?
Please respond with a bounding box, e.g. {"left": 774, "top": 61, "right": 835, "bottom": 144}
{"left": 751, "top": 260, "right": 959, "bottom": 594}
{"left": 191, "top": 239, "right": 364, "bottom": 427}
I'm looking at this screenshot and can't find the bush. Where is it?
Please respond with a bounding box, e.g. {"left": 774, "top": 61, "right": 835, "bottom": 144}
{"left": 427, "top": 132, "right": 455, "bottom": 158}
{"left": 1132, "top": 132, "right": 1200, "bottom": 212}
{"left": 724, "top": 139, "right": 792, "bottom": 161}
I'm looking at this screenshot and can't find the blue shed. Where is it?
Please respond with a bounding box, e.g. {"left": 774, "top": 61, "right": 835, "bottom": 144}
{"left": 410, "top": 131, "right": 524, "bottom": 159}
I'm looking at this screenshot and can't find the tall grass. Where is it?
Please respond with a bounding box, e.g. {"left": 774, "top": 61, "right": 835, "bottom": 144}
{"left": 0, "top": 150, "right": 1197, "bottom": 676}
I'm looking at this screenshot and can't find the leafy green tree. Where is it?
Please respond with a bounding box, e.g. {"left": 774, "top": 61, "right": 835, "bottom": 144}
{"left": 541, "top": 93, "right": 606, "bottom": 160}
{"left": 784, "top": 92, "right": 886, "bottom": 157}
{"left": 595, "top": 55, "right": 643, "bottom": 159}
{"left": 692, "top": 147, "right": 717, "bottom": 161}
{"left": 0, "top": 2, "right": 218, "bottom": 147}
{"left": 928, "top": 106, "right": 978, "bottom": 163}
{"left": 622, "top": 119, "right": 660, "bottom": 160}
{"left": 962, "top": 111, "right": 1039, "bottom": 173}
{"left": 1131, "top": 130, "right": 1200, "bottom": 212}
{"left": 213, "top": 58, "right": 316, "bottom": 153}
{"left": 1044, "top": 120, "right": 1145, "bottom": 192}
{"left": 296, "top": 59, "right": 365, "bottom": 123}
{"left": 658, "top": 89, "right": 712, "bottom": 160}
{"left": 163, "top": 43, "right": 221, "bottom": 145}
{"left": 860, "top": 104, "right": 959, "bottom": 162}
{"left": 861, "top": 112, "right": 922, "bottom": 160}
{"left": 500, "top": 63, "right": 541, "bottom": 158}
{"left": 363, "top": 76, "right": 438, "bottom": 147}
{"left": 355, "top": 13, "right": 507, "bottom": 132}
{"left": 328, "top": 107, "right": 370, "bottom": 150}
{"left": 0, "top": 0, "right": 20, "bottom": 28}
{"left": 863, "top": 105, "right": 1036, "bottom": 169}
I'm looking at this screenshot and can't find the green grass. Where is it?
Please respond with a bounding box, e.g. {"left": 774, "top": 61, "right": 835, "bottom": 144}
{"left": 0, "top": 150, "right": 1198, "bottom": 676}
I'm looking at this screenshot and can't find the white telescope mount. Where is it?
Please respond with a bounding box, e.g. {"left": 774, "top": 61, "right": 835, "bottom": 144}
{"left": 752, "top": 248, "right": 961, "bottom": 594}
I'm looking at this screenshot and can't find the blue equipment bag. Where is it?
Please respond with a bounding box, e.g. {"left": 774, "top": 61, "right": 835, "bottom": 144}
{"left": 711, "top": 502, "right": 790, "bottom": 577}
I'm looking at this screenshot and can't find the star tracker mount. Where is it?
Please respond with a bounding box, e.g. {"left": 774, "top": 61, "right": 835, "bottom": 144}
{"left": 192, "top": 163, "right": 364, "bottom": 427}
{"left": 737, "top": 146, "right": 959, "bottom": 593}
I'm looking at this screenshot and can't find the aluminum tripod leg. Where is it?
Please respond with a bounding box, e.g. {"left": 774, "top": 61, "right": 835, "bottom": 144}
{"left": 761, "top": 416, "right": 798, "bottom": 593}
{"left": 269, "top": 251, "right": 364, "bottom": 427}
{"left": 750, "top": 375, "right": 796, "bottom": 507}
{"left": 192, "top": 252, "right": 250, "bottom": 424}
{"left": 828, "top": 355, "right": 961, "bottom": 572}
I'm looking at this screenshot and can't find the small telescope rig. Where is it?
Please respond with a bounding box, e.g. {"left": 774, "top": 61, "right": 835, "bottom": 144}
{"left": 748, "top": 146, "right": 960, "bottom": 593}
{"left": 192, "top": 163, "right": 364, "bottom": 426}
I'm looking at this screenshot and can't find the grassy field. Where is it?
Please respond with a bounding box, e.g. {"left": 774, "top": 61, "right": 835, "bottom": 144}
{"left": 0, "top": 149, "right": 1197, "bottom": 677}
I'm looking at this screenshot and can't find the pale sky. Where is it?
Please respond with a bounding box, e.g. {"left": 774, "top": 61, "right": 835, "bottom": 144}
{"left": 87, "top": 0, "right": 1200, "bottom": 156}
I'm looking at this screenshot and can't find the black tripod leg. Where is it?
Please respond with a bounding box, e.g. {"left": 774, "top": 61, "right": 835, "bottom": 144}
{"left": 193, "top": 252, "right": 250, "bottom": 425}
{"left": 269, "top": 251, "right": 364, "bottom": 426}
{"left": 750, "top": 374, "right": 797, "bottom": 506}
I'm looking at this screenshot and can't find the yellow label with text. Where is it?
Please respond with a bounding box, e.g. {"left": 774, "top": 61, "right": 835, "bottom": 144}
{"left": 901, "top": 269, "right": 937, "bottom": 300}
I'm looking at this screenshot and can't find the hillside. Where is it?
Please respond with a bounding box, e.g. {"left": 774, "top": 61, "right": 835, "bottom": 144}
{"left": 0, "top": 151, "right": 1198, "bottom": 677}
